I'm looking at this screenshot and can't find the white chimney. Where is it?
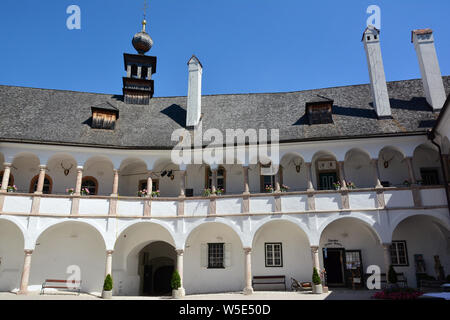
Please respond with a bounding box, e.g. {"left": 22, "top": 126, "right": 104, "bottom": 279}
{"left": 412, "top": 29, "right": 446, "bottom": 111}
{"left": 186, "top": 55, "right": 203, "bottom": 127}
{"left": 362, "top": 25, "right": 392, "bottom": 118}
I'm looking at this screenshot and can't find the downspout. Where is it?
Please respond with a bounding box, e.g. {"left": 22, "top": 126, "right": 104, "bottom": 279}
{"left": 427, "top": 129, "right": 450, "bottom": 215}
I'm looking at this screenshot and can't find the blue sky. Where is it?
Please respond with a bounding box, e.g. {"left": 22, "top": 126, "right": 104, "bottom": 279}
{"left": 0, "top": 0, "right": 449, "bottom": 97}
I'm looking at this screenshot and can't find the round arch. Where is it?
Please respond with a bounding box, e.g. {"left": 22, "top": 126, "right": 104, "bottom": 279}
{"left": 344, "top": 148, "right": 374, "bottom": 188}
{"left": 389, "top": 212, "right": 450, "bottom": 242}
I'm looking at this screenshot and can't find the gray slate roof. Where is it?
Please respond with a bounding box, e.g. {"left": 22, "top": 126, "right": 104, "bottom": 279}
{"left": 1, "top": 76, "right": 449, "bottom": 149}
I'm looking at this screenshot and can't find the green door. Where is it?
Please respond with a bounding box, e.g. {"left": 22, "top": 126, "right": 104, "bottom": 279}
{"left": 319, "top": 172, "right": 338, "bottom": 190}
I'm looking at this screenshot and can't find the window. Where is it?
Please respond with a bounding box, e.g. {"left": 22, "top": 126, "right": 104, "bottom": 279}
{"left": 0, "top": 171, "right": 14, "bottom": 187}
{"left": 29, "top": 174, "right": 53, "bottom": 194}
{"left": 82, "top": 176, "right": 98, "bottom": 195}
{"left": 420, "top": 168, "right": 439, "bottom": 185}
{"left": 265, "top": 243, "right": 283, "bottom": 267}
{"left": 261, "top": 175, "right": 275, "bottom": 192}
{"left": 306, "top": 103, "right": 333, "bottom": 125}
{"left": 138, "top": 179, "right": 159, "bottom": 192}
{"left": 205, "top": 166, "right": 226, "bottom": 191}
{"left": 208, "top": 243, "right": 224, "bottom": 269}
{"left": 390, "top": 241, "right": 409, "bottom": 266}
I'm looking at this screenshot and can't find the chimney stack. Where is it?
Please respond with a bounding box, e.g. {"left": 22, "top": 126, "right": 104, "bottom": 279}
{"left": 412, "top": 29, "right": 446, "bottom": 111}
{"left": 186, "top": 55, "right": 203, "bottom": 128}
{"left": 362, "top": 25, "right": 392, "bottom": 119}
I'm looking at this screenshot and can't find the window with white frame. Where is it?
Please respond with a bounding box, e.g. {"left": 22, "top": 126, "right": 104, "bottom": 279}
{"left": 208, "top": 243, "right": 225, "bottom": 269}
{"left": 265, "top": 243, "right": 283, "bottom": 267}
{"left": 390, "top": 241, "right": 409, "bottom": 266}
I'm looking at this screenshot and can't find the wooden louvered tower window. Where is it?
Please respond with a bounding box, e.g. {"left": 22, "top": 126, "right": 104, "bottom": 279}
{"left": 92, "top": 109, "right": 117, "bottom": 130}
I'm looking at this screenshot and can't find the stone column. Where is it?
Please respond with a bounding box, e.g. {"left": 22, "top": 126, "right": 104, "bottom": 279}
{"left": 311, "top": 246, "right": 321, "bottom": 271}
{"left": 146, "top": 174, "right": 153, "bottom": 197}
{"left": 74, "top": 166, "right": 83, "bottom": 196}
{"left": 305, "top": 162, "right": 314, "bottom": 191}
{"left": 243, "top": 247, "right": 254, "bottom": 295}
{"left": 405, "top": 157, "right": 417, "bottom": 184}
{"left": 35, "top": 165, "right": 47, "bottom": 194}
{"left": 111, "top": 169, "right": 119, "bottom": 196}
{"left": 338, "top": 161, "right": 347, "bottom": 189}
{"left": 179, "top": 170, "right": 186, "bottom": 197}
{"left": 243, "top": 166, "right": 250, "bottom": 195}
{"left": 18, "top": 250, "right": 33, "bottom": 294}
{"left": 274, "top": 168, "right": 281, "bottom": 193}
{"left": 371, "top": 159, "right": 383, "bottom": 188}
{"left": 382, "top": 243, "right": 392, "bottom": 281}
{"left": 211, "top": 169, "right": 217, "bottom": 194}
{"left": 105, "top": 250, "right": 113, "bottom": 278}
{"left": 176, "top": 249, "right": 186, "bottom": 296}
{"left": 0, "top": 162, "right": 12, "bottom": 193}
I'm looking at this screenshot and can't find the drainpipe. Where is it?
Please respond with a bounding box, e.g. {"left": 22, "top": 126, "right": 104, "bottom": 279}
{"left": 427, "top": 129, "right": 450, "bottom": 215}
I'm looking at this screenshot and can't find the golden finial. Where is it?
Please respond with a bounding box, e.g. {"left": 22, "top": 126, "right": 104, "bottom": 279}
{"left": 142, "top": 0, "right": 148, "bottom": 32}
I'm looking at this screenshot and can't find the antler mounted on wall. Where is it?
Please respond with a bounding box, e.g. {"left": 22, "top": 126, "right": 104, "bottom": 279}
{"left": 61, "top": 162, "right": 74, "bottom": 176}
{"left": 382, "top": 154, "right": 395, "bottom": 168}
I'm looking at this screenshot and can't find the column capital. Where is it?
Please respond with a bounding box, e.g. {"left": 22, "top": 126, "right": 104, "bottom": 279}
{"left": 113, "top": 169, "right": 120, "bottom": 174}
{"left": 310, "top": 245, "right": 319, "bottom": 252}
{"left": 76, "top": 166, "right": 84, "bottom": 172}
{"left": 3, "top": 162, "right": 12, "bottom": 168}
{"left": 176, "top": 249, "right": 184, "bottom": 256}
{"left": 305, "top": 162, "right": 312, "bottom": 168}
{"left": 24, "top": 249, "right": 34, "bottom": 255}
{"left": 243, "top": 247, "right": 252, "bottom": 254}
{"left": 106, "top": 250, "right": 114, "bottom": 255}
{"left": 381, "top": 243, "right": 391, "bottom": 249}
{"left": 371, "top": 158, "right": 378, "bottom": 164}
{"left": 39, "top": 165, "right": 47, "bottom": 171}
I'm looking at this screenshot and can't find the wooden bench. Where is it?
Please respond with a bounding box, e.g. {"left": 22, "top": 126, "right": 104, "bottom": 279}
{"left": 252, "top": 275, "right": 286, "bottom": 291}
{"left": 364, "top": 272, "right": 407, "bottom": 288}
{"left": 41, "top": 279, "right": 82, "bottom": 295}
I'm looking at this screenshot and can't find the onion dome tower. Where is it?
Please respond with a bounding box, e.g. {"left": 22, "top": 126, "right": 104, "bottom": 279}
{"left": 123, "top": 18, "right": 157, "bottom": 104}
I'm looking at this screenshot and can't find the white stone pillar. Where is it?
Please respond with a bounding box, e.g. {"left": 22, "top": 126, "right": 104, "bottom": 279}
{"left": 338, "top": 161, "right": 347, "bottom": 189}
{"left": 382, "top": 243, "right": 392, "bottom": 282}
{"left": 74, "top": 166, "right": 83, "bottom": 196}
{"left": 18, "top": 250, "right": 33, "bottom": 294}
{"left": 305, "top": 162, "right": 314, "bottom": 191}
{"left": 146, "top": 174, "right": 153, "bottom": 197}
{"left": 105, "top": 250, "right": 113, "bottom": 278}
{"left": 274, "top": 169, "right": 281, "bottom": 193}
{"left": 243, "top": 166, "right": 250, "bottom": 195}
{"left": 176, "top": 249, "right": 186, "bottom": 296}
{"left": 0, "top": 162, "right": 12, "bottom": 193}
{"left": 35, "top": 165, "right": 47, "bottom": 194}
{"left": 311, "top": 246, "right": 321, "bottom": 271}
{"left": 179, "top": 170, "right": 186, "bottom": 197}
{"left": 111, "top": 169, "right": 119, "bottom": 196}
{"left": 243, "top": 247, "right": 254, "bottom": 295}
{"left": 211, "top": 169, "right": 217, "bottom": 194}
{"left": 405, "top": 157, "right": 417, "bottom": 184}
{"left": 371, "top": 159, "right": 383, "bottom": 188}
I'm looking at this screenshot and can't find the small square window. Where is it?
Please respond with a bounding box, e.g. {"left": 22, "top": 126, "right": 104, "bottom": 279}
{"left": 390, "top": 241, "right": 409, "bottom": 266}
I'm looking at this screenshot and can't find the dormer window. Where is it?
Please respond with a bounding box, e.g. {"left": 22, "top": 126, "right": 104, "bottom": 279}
{"left": 305, "top": 96, "right": 334, "bottom": 125}
{"left": 91, "top": 102, "right": 119, "bottom": 130}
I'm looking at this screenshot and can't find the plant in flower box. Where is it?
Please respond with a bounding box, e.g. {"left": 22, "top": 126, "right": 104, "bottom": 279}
{"left": 264, "top": 185, "right": 274, "bottom": 193}
{"left": 7, "top": 185, "right": 17, "bottom": 193}
{"left": 280, "top": 184, "right": 290, "bottom": 192}
{"left": 203, "top": 188, "right": 213, "bottom": 197}
{"left": 151, "top": 190, "right": 160, "bottom": 198}
{"left": 333, "top": 181, "right": 341, "bottom": 190}
{"left": 80, "top": 187, "right": 90, "bottom": 196}
{"left": 346, "top": 181, "right": 356, "bottom": 189}
{"left": 137, "top": 189, "right": 148, "bottom": 197}
{"left": 215, "top": 188, "right": 224, "bottom": 196}
{"left": 66, "top": 188, "right": 75, "bottom": 195}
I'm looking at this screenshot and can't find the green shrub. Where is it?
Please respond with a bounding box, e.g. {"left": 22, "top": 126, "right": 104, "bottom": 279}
{"left": 103, "top": 274, "right": 113, "bottom": 291}
{"left": 312, "top": 267, "right": 322, "bottom": 285}
{"left": 171, "top": 270, "right": 181, "bottom": 290}
{"left": 388, "top": 265, "right": 398, "bottom": 284}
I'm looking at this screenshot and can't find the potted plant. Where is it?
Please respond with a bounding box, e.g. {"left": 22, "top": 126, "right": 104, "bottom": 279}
{"left": 203, "top": 188, "right": 212, "bottom": 197}
{"left": 280, "top": 184, "right": 290, "bottom": 192}
{"left": 66, "top": 188, "right": 75, "bottom": 195}
{"left": 151, "top": 190, "right": 160, "bottom": 198}
{"left": 137, "top": 189, "right": 148, "bottom": 197}
{"left": 333, "top": 181, "right": 341, "bottom": 190}
{"left": 215, "top": 188, "right": 224, "bottom": 196}
{"left": 171, "top": 270, "right": 184, "bottom": 299}
{"left": 312, "top": 267, "right": 323, "bottom": 294}
{"left": 102, "top": 274, "right": 113, "bottom": 299}
{"left": 264, "top": 185, "right": 274, "bottom": 193}
{"left": 347, "top": 181, "right": 356, "bottom": 189}
{"left": 7, "top": 185, "right": 17, "bottom": 193}
{"left": 80, "top": 187, "right": 90, "bottom": 196}
{"left": 388, "top": 265, "right": 398, "bottom": 288}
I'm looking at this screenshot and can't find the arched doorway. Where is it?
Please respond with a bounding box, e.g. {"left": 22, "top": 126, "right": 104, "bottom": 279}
{"left": 0, "top": 219, "right": 25, "bottom": 292}
{"left": 138, "top": 241, "right": 176, "bottom": 296}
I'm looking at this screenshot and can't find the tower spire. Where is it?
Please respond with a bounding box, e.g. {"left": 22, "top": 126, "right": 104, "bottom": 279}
{"left": 142, "top": 0, "right": 148, "bottom": 32}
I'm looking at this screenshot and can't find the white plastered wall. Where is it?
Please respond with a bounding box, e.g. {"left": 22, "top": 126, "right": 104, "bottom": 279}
{"left": 0, "top": 220, "right": 24, "bottom": 291}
